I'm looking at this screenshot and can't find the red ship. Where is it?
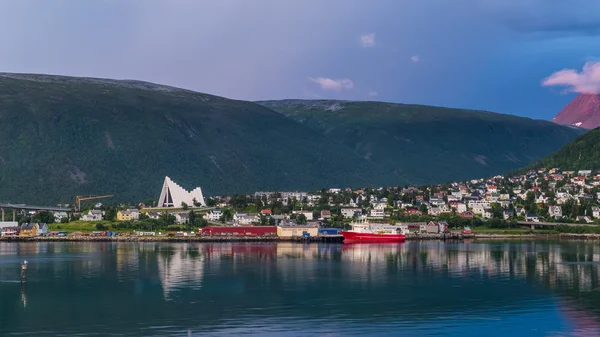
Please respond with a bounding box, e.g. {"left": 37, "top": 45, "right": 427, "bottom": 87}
{"left": 341, "top": 219, "right": 406, "bottom": 244}
{"left": 341, "top": 231, "right": 406, "bottom": 243}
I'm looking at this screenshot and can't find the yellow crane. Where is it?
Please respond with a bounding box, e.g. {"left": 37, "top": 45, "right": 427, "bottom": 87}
{"left": 75, "top": 195, "right": 114, "bottom": 212}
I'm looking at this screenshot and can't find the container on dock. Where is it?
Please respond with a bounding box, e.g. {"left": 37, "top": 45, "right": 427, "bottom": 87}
{"left": 318, "top": 228, "right": 341, "bottom": 235}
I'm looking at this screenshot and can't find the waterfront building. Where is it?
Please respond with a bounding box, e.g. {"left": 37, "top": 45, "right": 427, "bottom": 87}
{"left": 277, "top": 223, "right": 319, "bottom": 238}
{"left": 157, "top": 176, "right": 206, "bottom": 208}
{"left": 19, "top": 223, "right": 48, "bottom": 237}
{"left": 200, "top": 226, "right": 277, "bottom": 237}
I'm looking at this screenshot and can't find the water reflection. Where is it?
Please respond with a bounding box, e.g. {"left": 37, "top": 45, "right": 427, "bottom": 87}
{"left": 1, "top": 240, "right": 600, "bottom": 336}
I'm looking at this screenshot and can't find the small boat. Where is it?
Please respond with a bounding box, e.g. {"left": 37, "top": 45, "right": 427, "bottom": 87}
{"left": 341, "top": 218, "right": 406, "bottom": 244}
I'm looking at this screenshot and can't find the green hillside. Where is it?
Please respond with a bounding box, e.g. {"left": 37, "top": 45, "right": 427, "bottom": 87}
{"left": 0, "top": 74, "right": 391, "bottom": 204}
{"left": 258, "top": 99, "right": 584, "bottom": 183}
{"left": 0, "top": 74, "right": 584, "bottom": 204}
{"left": 518, "top": 127, "right": 600, "bottom": 171}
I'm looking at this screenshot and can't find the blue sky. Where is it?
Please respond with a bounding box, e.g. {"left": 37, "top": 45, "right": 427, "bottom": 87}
{"left": 1, "top": 0, "right": 600, "bottom": 120}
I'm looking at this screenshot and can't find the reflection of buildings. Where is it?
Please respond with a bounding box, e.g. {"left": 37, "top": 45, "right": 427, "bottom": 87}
{"left": 157, "top": 244, "right": 205, "bottom": 299}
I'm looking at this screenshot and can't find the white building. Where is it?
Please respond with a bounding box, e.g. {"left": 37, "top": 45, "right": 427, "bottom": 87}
{"left": 82, "top": 210, "right": 104, "bottom": 221}
{"left": 157, "top": 176, "right": 206, "bottom": 208}
{"left": 341, "top": 208, "right": 362, "bottom": 218}
{"left": 204, "top": 209, "right": 223, "bottom": 222}
{"left": 548, "top": 206, "right": 563, "bottom": 219}
{"left": 369, "top": 203, "right": 386, "bottom": 218}
{"left": 592, "top": 207, "right": 600, "bottom": 219}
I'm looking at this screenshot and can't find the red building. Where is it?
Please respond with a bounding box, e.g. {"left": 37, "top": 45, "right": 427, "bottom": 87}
{"left": 200, "top": 226, "right": 277, "bottom": 237}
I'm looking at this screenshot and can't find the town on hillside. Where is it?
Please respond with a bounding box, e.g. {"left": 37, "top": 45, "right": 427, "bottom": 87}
{"left": 2, "top": 169, "right": 600, "bottom": 238}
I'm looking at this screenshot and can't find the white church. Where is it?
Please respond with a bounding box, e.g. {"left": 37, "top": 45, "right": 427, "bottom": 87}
{"left": 157, "top": 176, "right": 206, "bottom": 208}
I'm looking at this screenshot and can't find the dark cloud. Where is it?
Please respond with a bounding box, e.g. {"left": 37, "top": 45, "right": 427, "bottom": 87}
{"left": 478, "top": 0, "right": 600, "bottom": 35}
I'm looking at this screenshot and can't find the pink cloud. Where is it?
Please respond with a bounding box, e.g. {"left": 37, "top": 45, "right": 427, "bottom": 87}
{"left": 309, "top": 77, "right": 354, "bottom": 92}
{"left": 542, "top": 61, "right": 600, "bottom": 94}
{"left": 360, "top": 33, "right": 376, "bottom": 47}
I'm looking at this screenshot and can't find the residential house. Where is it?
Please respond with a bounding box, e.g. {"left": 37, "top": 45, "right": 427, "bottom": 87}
{"left": 525, "top": 213, "right": 539, "bottom": 222}
{"left": 296, "top": 210, "right": 314, "bottom": 221}
{"left": 82, "top": 210, "right": 104, "bottom": 221}
{"left": 502, "top": 209, "right": 514, "bottom": 220}
{"left": 472, "top": 205, "right": 485, "bottom": 215}
{"left": 592, "top": 207, "right": 600, "bottom": 219}
{"left": 233, "top": 212, "right": 248, "bottom": 223}
{"left": 577, "top": 216, "right": 593, "bottom": 224}
{"left": 406, "top": 208, "right": 422, "bottom": 215}
{"left": 174, "top": 212, "right": 189, "bottom": 224}
{"left": 579, "top": 170, "right": 592, "bottom": 177}
{"left": 205, "top": 209, "right": 223, "bottom": 221}
{"left": 20, "top": 223, "right": 48, "bottom": 237}
{"left": 54, "top": 211, "right": 69, "bottom": 223}
{"left": 369, "top": 203, "right": 386, "bottom": 218}
{"left": 482, "top": 208, "right": 493, "bottom": 219}
{"left": 117, "top": 209, "right": 140, "bottom": 221}
{"left": 459, "top": 211, "right": 473, "bottom": 219}
{"left": 341, "top": 208, "right": 361, "bottom": 218}
{"left": 320, "top": 210, "right": 332, "bottom": 219}
{"left": 429, "top": 207, "right": 441, "bottom": 216}
{"left": 425, "top": 221, "right": 439, "bottom": 233}
{"left": 147, "top": 212, "right": 161, "bottom": 220}
{"left": 548, "top": 206, "right": 563, "bottom": 219}
{"left": 233, "top": 213, "right": 259, "bottom": 225}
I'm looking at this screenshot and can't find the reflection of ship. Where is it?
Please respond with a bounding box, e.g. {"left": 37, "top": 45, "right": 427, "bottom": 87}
{"left": 342, "top": 218, "right": 405, "bottom": 243}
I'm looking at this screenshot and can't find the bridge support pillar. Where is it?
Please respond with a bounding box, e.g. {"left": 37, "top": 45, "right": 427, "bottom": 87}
{"left": 531, "top": 224, "right": 535, "bottom": 231}
{"left": 1, "top": 208, "right": 3, "bottom": 222}
{"left": 13, "top": 209, "right": 16, "bottom": 222}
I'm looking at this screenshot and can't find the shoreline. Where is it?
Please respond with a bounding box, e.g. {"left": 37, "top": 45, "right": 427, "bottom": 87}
{"left": 2, "top": 233, "right": 600, "bottom": 242}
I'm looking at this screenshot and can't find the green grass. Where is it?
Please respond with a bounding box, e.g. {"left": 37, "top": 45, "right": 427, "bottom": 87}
{"left": 48, "top": 220, "right": 134, "bottom": 233}
{"left": 470, "top": 227, "right": 558, "bottom": 235}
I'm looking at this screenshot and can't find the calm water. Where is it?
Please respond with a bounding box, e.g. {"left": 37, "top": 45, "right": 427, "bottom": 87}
{"left": 1, "top": 240, "right": 600, "bottom": 336}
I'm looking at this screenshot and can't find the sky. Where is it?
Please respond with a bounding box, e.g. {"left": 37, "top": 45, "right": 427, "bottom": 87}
{"left": 1, "top": 0, "right": 600, "bottom": 120}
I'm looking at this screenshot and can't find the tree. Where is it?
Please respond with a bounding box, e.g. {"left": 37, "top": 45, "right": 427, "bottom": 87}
{"left": 188, "top": 210, "right": 196, "bottom": 225}
{"left": 104, "top": 207, "right": 117, "bottom": 221}
{"left": 181, "top": 202, "right": 189, "bottom": 210}
{"left": 220, "top": 208, "right": 233, "bottom": 223}
{"left": 297, "top": 214, "right": 307, "bottom": 224}
{"left": 96, "top": 223, "right": 106, "bottom": 231}
{"left": 159, "top": 212, "right": 176, "bottom": 226}
{"left": 419, "top": 204, "right": 428, "bottom": 214}
{"left": 32, "top": 211, "right": 55, "bottom": 224}
{"left": 387, "top": 190, "right": 396, "bottom": 207}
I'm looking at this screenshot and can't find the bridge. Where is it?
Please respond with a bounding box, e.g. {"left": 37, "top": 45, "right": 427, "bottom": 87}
{"left": 0, "top": 203, "right": 71, "bottom": 222}
{"left": 517, "top": 221, "right": 600, "bottom": 230}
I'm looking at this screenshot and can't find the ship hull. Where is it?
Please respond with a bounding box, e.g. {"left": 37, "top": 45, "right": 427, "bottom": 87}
{"left": 341, "top": 231, "right": 406, "bottom": 244}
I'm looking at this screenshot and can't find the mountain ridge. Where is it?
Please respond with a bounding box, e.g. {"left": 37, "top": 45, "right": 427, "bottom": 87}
{"left": 258, "top": 99, "right": 584, "bottom": 184}
{"left": 552, "top": 93, "right": 600, "bottom": 129}
{"left": 515, "top": 126, "right": 600, "bottom": 172}
{"left": 0, "top": 73, "right": 585, "bottom": 204}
